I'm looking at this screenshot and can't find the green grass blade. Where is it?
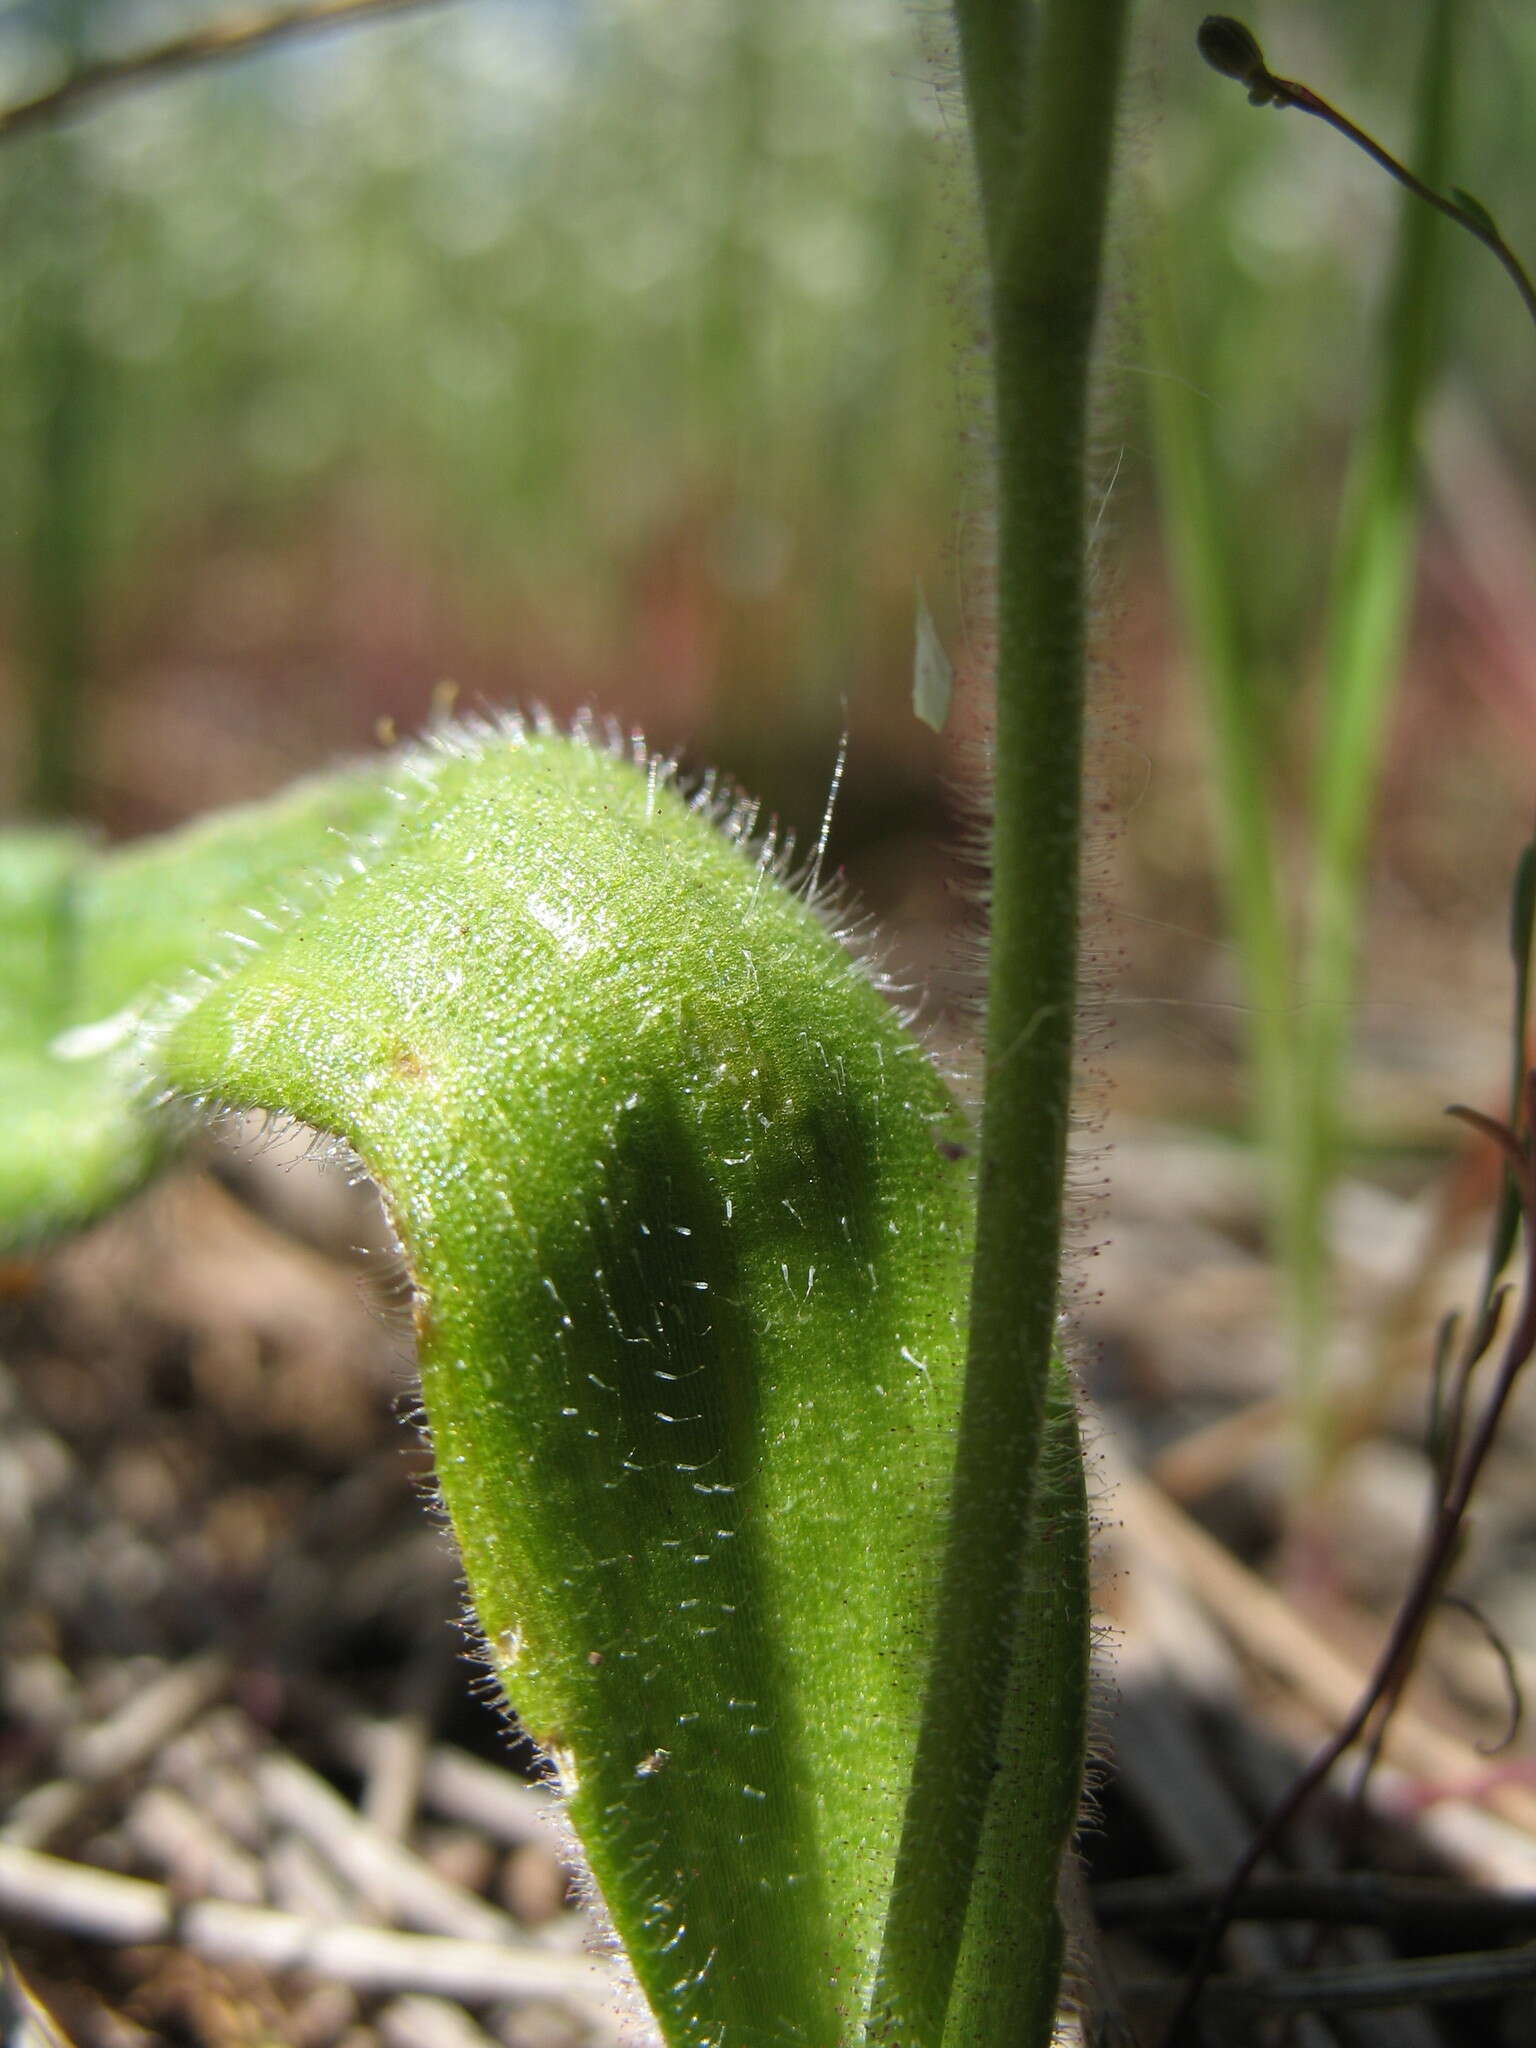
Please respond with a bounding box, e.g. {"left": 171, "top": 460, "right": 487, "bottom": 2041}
{"left": 1296, "top": 0, "right": 1458, "bottom": 1466}
{"left": 1141, "top": 253, "right": 1311, "bottom": 1378}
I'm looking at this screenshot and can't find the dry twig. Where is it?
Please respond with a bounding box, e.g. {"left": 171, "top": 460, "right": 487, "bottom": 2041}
{"left": 0, "top": 0, "right": 462, "bottom": 146}
{"left": 0, "top": 1842, "right": 617, "bottom": 2016}
{"left": 2, "top": 1655, "right": 232, "bottom": 1853}
{"left": 253, "top": 1749, "right": 520, "bottom": 1945}
{"left": 320, "top": 1703, "right": 555, "bottom": 1849}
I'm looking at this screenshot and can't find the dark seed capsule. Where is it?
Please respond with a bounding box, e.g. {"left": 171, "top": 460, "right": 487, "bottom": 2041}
{"left": 1197, "top": 15, "right": 1268, "bottom": 88}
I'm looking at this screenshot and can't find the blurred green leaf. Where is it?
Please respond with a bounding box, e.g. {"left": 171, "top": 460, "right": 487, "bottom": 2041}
{"left": 0, "top": 755, "right": 402, "bottom": 1246}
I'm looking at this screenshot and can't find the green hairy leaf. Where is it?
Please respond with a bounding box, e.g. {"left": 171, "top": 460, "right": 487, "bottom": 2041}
{"left": 131, "top": 718, "right": 1085, "bottom": 2042}
{"left": 0, "top": 718, "right": 1088, "bottom": 2042}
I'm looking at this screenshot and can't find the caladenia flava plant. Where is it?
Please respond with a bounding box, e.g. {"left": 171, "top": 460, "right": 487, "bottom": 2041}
{"left": 0, "top": 3, "right": 1128, "bottom": 2043}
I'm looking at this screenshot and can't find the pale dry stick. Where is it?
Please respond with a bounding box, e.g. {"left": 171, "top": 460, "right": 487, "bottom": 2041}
{"left": 363, "top": 1709, "right": 434, "bottom": 1843}
{"left": 0, "top": 1842, "right": 621, "bottom": 2020}
{"left": 2, "top": 1652, "right": 232, "bottom": 1850}
{"left": 61, "top": 1652, "right": 232, "bottom": 1782}
{"left": 1254, "top": 1685, "right": 1536, "bottom": 1891}
{"left": 0, "top": 0, "right": 462, "bottom": 145}
{"left": 0, "top": 1946, "right": 74, "bottom": 2048}
{"left": 1363, "top": 1757, "right": 1536, "bottom": 1891}
{"left": 361, "top": 1643, "right": 454, "bottom": 1841}
{"left": 266, "top": 1830, "right": 371, "bottom": 1925}
{"left": 254, "top": 1748, "right": 519, "bottom": 1944}
{"left": 1150, "top": 1396, "right": 1289, "bottom": 1503}
{"left": 378, "top": 1993, "right": 503, "bottom": 2048}
{"left": 123, "top": 1784, "right": 266, "bottom": 1906}
{"left": 0, "top": 1786, "right": 85, "bottom": 1858}
{"left": 326, "top": 1710, "right": 554, "bottom": 1849}
{"left": 154, "top": 1718, "right": 270, "bottom": 1852}
{"left": 1123, "top": 1472, "right": 1536, "bottom": 1837}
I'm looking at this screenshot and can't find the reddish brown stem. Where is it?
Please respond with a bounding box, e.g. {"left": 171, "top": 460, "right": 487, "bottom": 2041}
{"left": 0, "top": 0, "right": 459, "bottom": 145}
{"left": 1161, "top": 1094, "right": 1536, "bottom": 2043}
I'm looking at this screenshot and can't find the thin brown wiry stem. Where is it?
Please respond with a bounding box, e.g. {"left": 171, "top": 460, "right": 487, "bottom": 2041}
{"left": 1440, "top": 1592, "right": 1524, "bottom": 1755}
{"left": 1160, "top": 1076, "right": 1536, "bottom": 2043}
{"left": 1161, "top": 33, "right": 1536, "bottom": 2041}
{"left": 0, "top": 0, "right": 462, "bottom": 146}
{"left": 1198, "top": 15, "right": 1536, "bottom": 338}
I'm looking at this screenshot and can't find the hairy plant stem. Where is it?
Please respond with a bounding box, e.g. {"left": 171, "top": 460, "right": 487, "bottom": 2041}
{"left": 867, "top": 3, "right": 1127, "bottom": 2039}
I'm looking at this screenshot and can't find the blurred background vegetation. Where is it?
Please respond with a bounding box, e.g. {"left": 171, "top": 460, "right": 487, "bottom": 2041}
{"left": 3, "top": 0, "right": 1536, "bottom": 1309}
{"left": 0, "top": 0, "right": 967, "bottom": 854}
